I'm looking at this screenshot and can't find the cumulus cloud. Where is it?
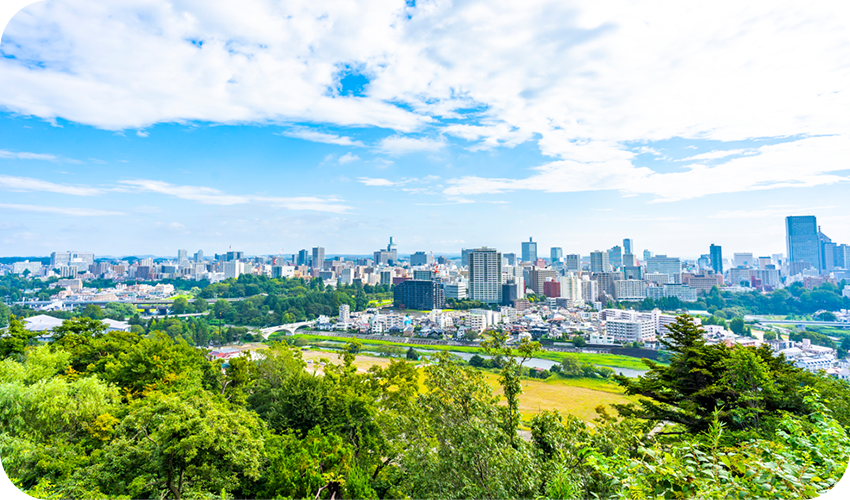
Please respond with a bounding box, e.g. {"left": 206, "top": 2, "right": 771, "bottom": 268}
{"left": 0, "top": 174, "right": 103, "bottom": 196}
{"left": 0, "top": 203, "right": 124, "bottom": 216}
{"left": 1, "top": 0, "right": 848, "bottom": 201}
{"left": 357, "top": 177, "right": 396, "bottom": 187}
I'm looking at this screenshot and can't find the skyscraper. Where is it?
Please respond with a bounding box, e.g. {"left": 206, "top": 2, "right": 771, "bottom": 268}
{"left": 709, "top": 244, "right": 723, "bottom": 274}
{"left": 623, "top": 238, "right": 633, "bottom": 255}
{"left": 297, "top": 249, "right": 310, "bottom": 266}
{"left": 590, "top": 250, "right": 609, "bottom": 273}
{"left": 550, "top": 247, "right": 563, "bottom": 263}
{"left": 786, "top": 216, "right": 821, "bottom": 272}
{"left": 312, "top": 246, "right": 325, "bottom": 270}
{"left": 608, "top": 245, "right": 622, "bottom": 269}
{"left": 643, "top": 250, "right": 652, "bottom": 263}
{"left": 521, "top": 238, "right": 537, "bottom": 263}
{"left": 177, "top": 249, "right": 188, "bottom": 262}
{"left": 468, "top": 247, "right": 502, "bottom": 304}
{"left": 564, "top": 254, "right": 580, "bottom": 272}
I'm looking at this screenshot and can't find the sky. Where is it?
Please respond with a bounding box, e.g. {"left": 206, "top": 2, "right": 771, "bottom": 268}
{"left": 1, "top": 0, "right": 849, "bottom": 260}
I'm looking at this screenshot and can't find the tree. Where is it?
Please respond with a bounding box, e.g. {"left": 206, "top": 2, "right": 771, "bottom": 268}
{"left": 729, "top": 317, "right": 746, "bottom": 335}
{"left": 406, "top": 347, "right": 420, "bottom": 361}
{"left": 81, "top": 304, "right": 104, "bottom": 320}
{"left": 171, "top": 297, "right": 190, "bottom": 315}
{"left": 481, "top": 331, "right": 542, "bottom": 447}
{"left": 192, "top": 297, "right": 208, "bottom": 313}
{"left": 86, "top": 389, "right": 264, "bottom": 500}
{"left": 0, "top": 315, "right": 37, "bottom": 358}
{"left": 571, "top": 335, "right": 587, "bottom": 347}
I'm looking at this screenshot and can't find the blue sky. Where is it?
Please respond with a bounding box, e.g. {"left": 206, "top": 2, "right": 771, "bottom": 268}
{"left": 1, "top": 0, "right": 849, "bottom": 259}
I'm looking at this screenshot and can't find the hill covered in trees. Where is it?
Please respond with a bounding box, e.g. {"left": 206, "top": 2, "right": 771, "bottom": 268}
{"left": 1, "top": 315, "right": 848, "bottom": 499}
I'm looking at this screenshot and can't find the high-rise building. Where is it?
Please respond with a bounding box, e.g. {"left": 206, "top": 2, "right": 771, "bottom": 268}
{"left": 461, "top": 248, "right": 472, "bottom": 267}
{"left": 339, "top": 304, "right": 350, "bottom": 323}
{"left": 786, "top": 216, "right": 821, "bottom": 273}
{"left": 643, "top": 250, "right": 652, "bottom": 263}
{"left": 225, "top": 251, "right": 245, "bottom": 262}
{"left": 521, "top": 238, "right": 537, "bottom": 263}
{"left": 297, "top": 249, "right": 310, "bottom": 266}
{"left": 50, "top": 251, "right": 70, "bottom": 268}
{"left": 646, "top": 255, "right": 682, "bottom": 277}
{"left": 608, "top": 245, "right": 623, "bottom": 269}
{"left": 564, "top": 254, "right": 580, "bottom": 272}
{"left": 623, "top": 238, "right": 633, "bottom": 255}
{"left": 194, "top": 250, "right": 204, "bottom": 262}
{"left": 177, "top": 249, "right": 188, "bottom": 262}
{"left": 590, "top": 251, "right": 610, "bottom": 273}
{"left": 818, "top": 228, "right": 835, "bottom": 273}
{"left": 734, "top": 253, "right": 754, "bottom": 268}
{"left": 503, "top": 252, "right": 516, "bottom": 266}
{"left": 468, "top": 247, "right": 502, "bottom": 304}
{"left": 410, "top": 251, "right": 432, "bottom": 266}
{"left": 312, "top": 247, "right": 325, "bottom": 270}
{"left": 709, "top": 244, "right": 723, "bottom": 274}
{"left": 550, "top": 247, "right": 563, "bottom": 263}
{"left": 528, "top": 268, "right": 558, "bottom": 295}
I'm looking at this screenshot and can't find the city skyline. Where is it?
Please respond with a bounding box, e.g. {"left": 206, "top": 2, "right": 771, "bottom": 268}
{"left": 1, "top": 2, "right": 849, "bottom": 257}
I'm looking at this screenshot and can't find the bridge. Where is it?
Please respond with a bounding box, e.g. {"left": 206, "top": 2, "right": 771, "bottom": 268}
{"left": 14, "top": 296, "right": 254, "bottom": 307}
{"left": 258, "top": 321, "right": 316, "bottom": 339}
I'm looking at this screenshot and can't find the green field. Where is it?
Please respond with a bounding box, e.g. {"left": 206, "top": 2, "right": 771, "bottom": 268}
{"left": 284, "top": 333, "right": 659, "bottom": 371}
{"left": 299, "top": 349, "right": 637, "bottom": 423}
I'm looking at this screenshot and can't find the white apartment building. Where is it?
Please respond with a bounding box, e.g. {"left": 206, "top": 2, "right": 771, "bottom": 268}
{"left": 468, "top": 248, "right": 502, "bottom": 304}
{"left": 580, "top": 279, "right": 598, "bottom": 303}
{"left": 12, "top": 260, "right": 43, "bottom": 275}
{"left": 339, "top": 304, "right": 350, "bottom": 323}
{"left": 614, "top": 279, "right": 646, "bottom": 301}
{"left": 444, "top": 280, "right": 468, "bottom": 300}
{"left": 606, "top": 319, "right": 656, "bottom": 343}
{"left": 559, "top": 274, "right": 584, "bottom": 306}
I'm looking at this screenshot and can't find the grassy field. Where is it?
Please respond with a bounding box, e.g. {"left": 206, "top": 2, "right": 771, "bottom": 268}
{"left": 297, "top": 348, "right": 638, "bottom": 423}
{"left": 285, "top": 333, "right": 658, "bottom": 371}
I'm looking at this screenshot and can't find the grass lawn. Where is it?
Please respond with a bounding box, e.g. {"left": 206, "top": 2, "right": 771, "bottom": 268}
{"left": 286, "top": 333, "right": 658, "bottom": 371}
{"left": 298, "top": 349, "right": 638, "bottom": 423}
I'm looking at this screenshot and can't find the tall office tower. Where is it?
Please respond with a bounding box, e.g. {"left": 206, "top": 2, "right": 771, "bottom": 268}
{"left": 468, "top": 247, "right": 502, "bottom": 304}
{"left": 521, "top": 238, "right": 538, "bottom": 263}
{"left": 643, "top": 250, "right": 652, "bottom": 263}
{"left": 461, "top": 248, "right": 472, "bottom": 267}
{"left": 622, "top": 253, "right": 636, "bottom": 267}
{"left": 758, "top": 256, "right": 772, "bottom": 269}
{"left": 836, "top": 244, "right": 849, "bottom": 269}
{"left": 194, "top": 250, "right": 204, "bottom": 262}
{"left": 608, "top": 245, "right": 623, "bottom": 269}
{"left": 297, "top": 249, "right": 310, "bottom": 266}
{"left": 177, "top": 249, "right": 188, "bottom": 261}
{"left": 564, "top": 254, "right": 580, "bottom": 272}
{"left": 503, "top": 252, "right": 516, "bottom": 266}
{"left": 590, "top": 250, "right": 610, "bottom": 273}
{"left": 225, "top": 251, "right": 245, "bottom": 262}
{"left": 818, "top": 228, "right": 836, "bottom": 273}
{"left": 623, "top": 238, "right": 633, "bottom": 255}
{"left": 387, "top": 237, "right": 398, "bottom": 263}
{"left": 550, "top": 247, "right": 563, "bottom": 263}
{"left": 786, "top": 216, "right": 821, "bottom": 272}
{"left": 312, "top": 247, "right": 325, "bottom": 270}
{"left": 709, "top": 244, "right": 723, "bottom": 274}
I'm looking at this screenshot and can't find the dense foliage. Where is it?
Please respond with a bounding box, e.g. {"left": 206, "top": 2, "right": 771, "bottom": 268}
{"left": 2, "top": 313, "right": 849, "bottom": 499}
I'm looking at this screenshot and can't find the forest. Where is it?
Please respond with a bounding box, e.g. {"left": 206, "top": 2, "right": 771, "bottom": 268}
{"left": 1, "top": 314, "right": 849, "bottom": 499}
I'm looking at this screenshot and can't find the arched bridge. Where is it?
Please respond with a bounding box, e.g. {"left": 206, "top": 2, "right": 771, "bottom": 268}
{"left": 259, "top": 321, "right": 316, "bottom": 339}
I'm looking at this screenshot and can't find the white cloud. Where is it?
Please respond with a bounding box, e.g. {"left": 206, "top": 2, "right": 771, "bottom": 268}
{"left": 0, "top": 174, "right": 103, "bottom": 196}
{"left": 0, "top": 149, "right": 57, "bottom": 160}
{"left": 444, "top": 135, "right": 850, "bottom": 202}
{"left": 120, "top": 179, "right": 352, "bottom": 212}
{"left": 377, "top": 135, "right": 445, "bottom": 155}
{"left": 136, "top": 130, "right": 149, "bottom": 137}
{"left": 1, "top": 0, "right": 849, "bottom": 201}
{"left": 357, "top": 177, "right": 396, "bottom": 187}
{"left": 0, "top": 203, "right": 124, "bottom": 216}
{"left": 279, "top": 128, "right": 365, "bottom": 147}
{"left": 338, "top": 152, "right": 359, "bottom": 164}
{"left": 677, "top": 149, "right": 752, "bottom": 161}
